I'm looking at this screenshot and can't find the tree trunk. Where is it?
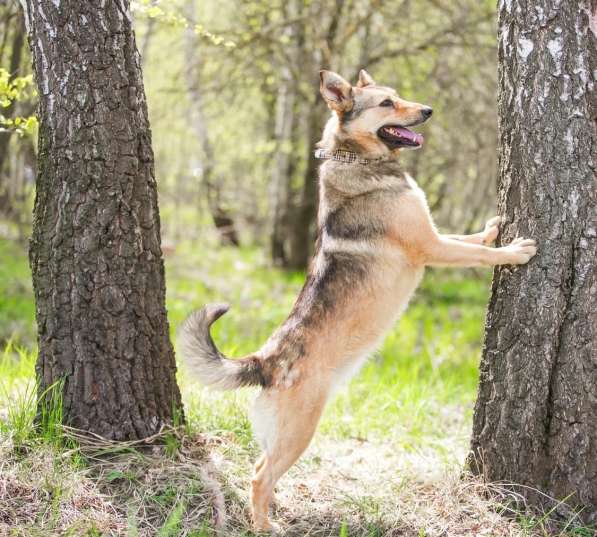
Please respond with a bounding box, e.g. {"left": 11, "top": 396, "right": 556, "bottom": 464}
{"left": 23, "top": 0, "right": 183, "bottom": 440}
{"left": 269, "top": 0, "right": 300, "bottom": 267}
{"left": 279, "top": 0, "right": 347, "bottom": 270}
{"left": 269, "top": 68, "right": 297, "bottom": 266}
{"left": 287, "top": 104, "right": 323, "bottom": 270}
{"left": 183, "top": 2, "right": 239, "bottom": 247}
{"left": 469, "top": 0, "right": 596, "bottom": 523}
{"left": 0, "top": 8, "right": 25, "bottom": 215}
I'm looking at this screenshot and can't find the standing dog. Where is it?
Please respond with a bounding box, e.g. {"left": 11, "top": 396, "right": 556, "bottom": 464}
{"left": 178, "top": 69, "right": 537, "bottom": 531}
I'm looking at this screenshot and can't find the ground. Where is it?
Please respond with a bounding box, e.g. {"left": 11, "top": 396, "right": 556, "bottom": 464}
{"left": 0, "top": 237, "right": 593, "bottom": 536}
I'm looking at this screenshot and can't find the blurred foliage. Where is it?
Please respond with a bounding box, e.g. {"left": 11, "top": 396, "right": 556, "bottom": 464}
{"left": 0, "top": 0, "right": 499, "bottom": 252}
{"left": 136, "top": 0, "right": 498, "bottom": 260}
{"left": 132, "top": 0, "right": 236, "bottom": 47}
{"left": 0, "top": 1, "right": 36, "bottom": 228}
{"left": 0, "top": 238, "right": 35, "bottom": 347}
{"left": 0, "top": 68, "right": 37, "bottom": 136}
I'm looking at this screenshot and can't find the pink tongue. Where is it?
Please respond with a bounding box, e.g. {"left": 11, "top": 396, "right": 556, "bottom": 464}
{"left": 391, "top": 126, "right": 424, "bottom": 145}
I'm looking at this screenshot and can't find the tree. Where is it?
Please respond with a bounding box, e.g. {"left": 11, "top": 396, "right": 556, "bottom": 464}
{"left": 469, "top": 1, "right": 596, "bottom": 523}
{"left": 0, "top": 1, "right": 29, "bottom": 218}
{"left": 128, "top": 1, "right": 497, "bottom": 268}
{"left": 269, "top": 0, "right": 301, "bottom": 267}
{"left": 260, "top": 0, "right": 497, "bottom": 269}
{"left": 184, "top": 0, "right": 239, "bottom": 247}
{"left": 0, "top": 6, "right": 24, "bottom": 178}
{"left": 22, "top": 0, "right": 183, "bottom": 440}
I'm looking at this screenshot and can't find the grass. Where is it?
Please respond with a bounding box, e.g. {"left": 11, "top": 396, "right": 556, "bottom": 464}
{"left": 0, "top": 236, "right": 593, "bottom": 536}
{"left": 0, "top": 237, "right": 35, "bottom": 348}
{"left": 166, "top": 241, "right": 488, "bottom": 455}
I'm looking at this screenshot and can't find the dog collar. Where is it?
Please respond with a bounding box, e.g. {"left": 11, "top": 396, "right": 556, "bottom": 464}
{"left": 314, "top": 148, "right": 381, "bottom": 165}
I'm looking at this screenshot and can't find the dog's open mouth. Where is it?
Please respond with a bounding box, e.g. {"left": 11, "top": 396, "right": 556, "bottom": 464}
{"left": 377, "top": 125, "right": 424, "bottom": 149}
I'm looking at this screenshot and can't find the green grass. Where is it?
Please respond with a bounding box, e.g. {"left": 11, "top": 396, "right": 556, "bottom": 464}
{"left": 164, "top": 240, "right": 489, "bottom": 456}
{"left": 0, "top": 236, "right": 489, "bottom": 532}
{"left": 1, "top": 243, "right": 486, "bottom": 441}
{"left": 0, "top": 342, "right": 36, "bottom": 445}
{"left": 1, "top": 236, "right": 592, "bottom": 536}
{"left": 0, "top": 238, "right": 35, "bottom": 348}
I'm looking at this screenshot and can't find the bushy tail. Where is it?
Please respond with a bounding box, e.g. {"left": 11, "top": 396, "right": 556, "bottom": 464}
{"left": 177, "top": 304, "right": 266, "bottom": 390}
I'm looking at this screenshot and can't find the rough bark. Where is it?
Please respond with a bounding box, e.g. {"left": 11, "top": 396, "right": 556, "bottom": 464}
{"left": 469, "top": 0, "right": 596, "bottom": 523}
{"left": 23, "top": 0, "right": 183, "bottom": 440}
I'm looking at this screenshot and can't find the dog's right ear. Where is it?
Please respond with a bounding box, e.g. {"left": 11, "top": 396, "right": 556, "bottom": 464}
{"left": 319, "top": 70, "right": 353, "bottom": 113}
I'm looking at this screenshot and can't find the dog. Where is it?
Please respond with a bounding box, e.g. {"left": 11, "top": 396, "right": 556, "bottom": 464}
{"left": 178, "top": 69, "right": 537, "bottom": 531}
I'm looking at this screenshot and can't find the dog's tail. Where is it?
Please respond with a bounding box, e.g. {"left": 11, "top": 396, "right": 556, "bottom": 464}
{"left": 177, "top": 304, "right": 266, "bottom": 390}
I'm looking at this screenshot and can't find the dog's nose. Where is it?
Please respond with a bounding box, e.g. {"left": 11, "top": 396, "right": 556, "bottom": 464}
{"left": 421, "top": 107, "right": 433, "bottom": 119}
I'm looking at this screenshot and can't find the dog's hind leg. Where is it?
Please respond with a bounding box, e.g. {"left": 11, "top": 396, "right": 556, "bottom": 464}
{"left": 250, "top": 387, "right": 326, "bottom": 531}
{"left": 251, "top": 454, "right": 275, "bottom": 531}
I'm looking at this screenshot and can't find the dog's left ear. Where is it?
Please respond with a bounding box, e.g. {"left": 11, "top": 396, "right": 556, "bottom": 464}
{"left": 319, "top": 70, "right": 353, "bottom": 113}
{"left": 357, "top": 69, "right": 376, "bottom": 88}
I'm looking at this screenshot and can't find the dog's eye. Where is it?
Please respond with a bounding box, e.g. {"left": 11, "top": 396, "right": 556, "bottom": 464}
{"left": 379, "top": 99, "right": 394, "bottom": 107}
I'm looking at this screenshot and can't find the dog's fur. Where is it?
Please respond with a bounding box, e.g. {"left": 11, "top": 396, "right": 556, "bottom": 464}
{"left": 178, "top": 69, "right": 537, "bottom": 531}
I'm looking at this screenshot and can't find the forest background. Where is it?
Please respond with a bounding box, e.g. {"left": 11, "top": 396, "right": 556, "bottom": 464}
{"left": 2, "top": 0, "right": 588, "bottom": 535}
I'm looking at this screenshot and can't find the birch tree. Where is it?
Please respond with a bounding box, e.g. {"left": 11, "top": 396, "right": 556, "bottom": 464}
{"left": 469, "top": 0, "right": 596, "bottom": 522}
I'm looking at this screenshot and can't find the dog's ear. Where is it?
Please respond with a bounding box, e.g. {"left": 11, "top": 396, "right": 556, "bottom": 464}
{"left": 356, "top": 69, "right": 375, "bottom": 88}
{"left": 319, "top": 70, "right": 353, "bottom": 113}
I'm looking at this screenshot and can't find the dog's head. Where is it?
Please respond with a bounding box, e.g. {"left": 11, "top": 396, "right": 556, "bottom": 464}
{"left": 318, "top": 69, "right": 432, "bottom": 158}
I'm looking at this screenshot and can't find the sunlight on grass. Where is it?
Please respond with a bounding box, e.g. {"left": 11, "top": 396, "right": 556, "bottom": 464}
{"left": 0, "top": 239, "right": 35, "bottom": 347}
{"left": 165, "top": 240, "right": 489, "bottom": 460}
{"left": 2, "top": 237, "right": 594, "bottom": 536}
{"left": 0, "top": 343, "right": 37, "bottom": 444}
{"left": 0, "top": 236, "right": 490, "bottom": 459}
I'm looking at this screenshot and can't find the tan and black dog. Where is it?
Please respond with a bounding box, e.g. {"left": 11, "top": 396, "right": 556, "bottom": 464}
{"left": 178, "top": 69, "right": 537, "bottom": 531}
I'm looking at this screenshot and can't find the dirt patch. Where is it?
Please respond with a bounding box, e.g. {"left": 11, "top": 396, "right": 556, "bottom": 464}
{"left": 0, "top": 430, "right": 588, "bottom": 536}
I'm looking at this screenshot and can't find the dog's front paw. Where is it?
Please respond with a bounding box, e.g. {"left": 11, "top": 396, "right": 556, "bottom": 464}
{"left": 482, "top": 216, "right": 501, "bottom": 245}
{"left": 499, "top": 237, "right": 537, "bottom": 265}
